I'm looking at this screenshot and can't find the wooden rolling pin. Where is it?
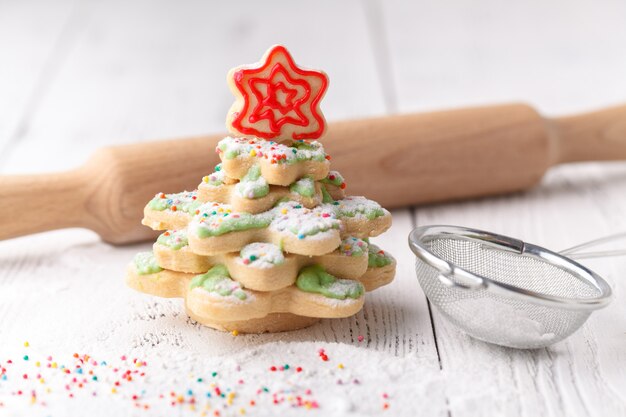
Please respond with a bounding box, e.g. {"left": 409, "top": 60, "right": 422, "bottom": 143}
{"left": 2, "top": 103, "right": 626, "bottom": 244}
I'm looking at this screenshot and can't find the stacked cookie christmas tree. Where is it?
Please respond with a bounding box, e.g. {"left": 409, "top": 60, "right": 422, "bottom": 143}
{"left": 126, "top": 45, "right": 396, "bottom": 333}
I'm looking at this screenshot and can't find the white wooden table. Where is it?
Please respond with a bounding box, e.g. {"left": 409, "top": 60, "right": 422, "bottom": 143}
{"left": 2, "top": 1, "right": 626, "bottom": 416}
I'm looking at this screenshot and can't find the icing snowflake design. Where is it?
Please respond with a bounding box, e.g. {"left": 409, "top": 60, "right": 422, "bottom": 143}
{"left": 227, "top": 45, "right": 329, "bottom": 141}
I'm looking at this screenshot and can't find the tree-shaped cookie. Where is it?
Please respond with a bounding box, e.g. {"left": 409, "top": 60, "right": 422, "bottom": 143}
{"left": 126, "top": 46, "right": 396, "bottom": 333}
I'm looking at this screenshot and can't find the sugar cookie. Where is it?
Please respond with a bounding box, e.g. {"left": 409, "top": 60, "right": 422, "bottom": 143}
{"left": 217, "top": 137, "right": 330, "bottom": 186}
{"left": 127, "top": 260, "right": 364, "bottom": 326}
{"left": 154, "top": 232, "right": 370, "bottom": 291}
{"left": 198, "top": 167, "right": 340, "bottom": 214}
{"left": 226, "top": 45, "right": 328, "bottom": 141}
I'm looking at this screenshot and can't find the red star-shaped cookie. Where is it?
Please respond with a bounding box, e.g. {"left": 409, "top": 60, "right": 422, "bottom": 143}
{"left": 226, "top": 45, "right": 329, "bottom": 141}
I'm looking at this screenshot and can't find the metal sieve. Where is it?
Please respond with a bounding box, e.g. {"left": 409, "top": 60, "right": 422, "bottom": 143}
{"left": 408, "top": 225, "right": 615, "bottom": 349}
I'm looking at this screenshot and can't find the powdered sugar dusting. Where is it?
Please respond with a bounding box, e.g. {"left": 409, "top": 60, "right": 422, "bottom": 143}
{"left": 238, "top": 243, "right": 285, "bottom": 269}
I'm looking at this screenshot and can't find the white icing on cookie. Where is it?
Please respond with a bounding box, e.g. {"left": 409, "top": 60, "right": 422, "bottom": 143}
{"left": 239, "top": 243, "right": 285, "bottom": 269}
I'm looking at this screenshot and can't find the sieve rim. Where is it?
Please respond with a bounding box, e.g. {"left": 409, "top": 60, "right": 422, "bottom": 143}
{"left": 408, "top": 225, "right": 613, "bottom": 311}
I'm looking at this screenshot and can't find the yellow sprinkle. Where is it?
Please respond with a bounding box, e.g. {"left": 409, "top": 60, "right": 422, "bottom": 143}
{"left": 231, "top": 330, "right": 239, "bottom": 336}
{"left": 112, "top": 388, "right": 117, "bottom": 394}
{"left": 228, "top": 392, "right": 236, "bottom": 399}
{"left": 35, "top": 361, "right": 40, "bottom": 367}
{"left": 281, "top": 208, "right": 288, "bottom": 215}
{"left": 30, "top": 396, "right": 36, "bottom": 404}
{"left": 338, "top": 363, "right": 344, "bottom": 369}
{"left": 203, "top": 176, "right": 209, "bottom": 183}
{"left": 24, "top": 341, "right": 29, "bottom": 347}
{"left": 305, "top": 403, "right": 312, "bottom": 410}
{"left": 51, "top": 362, "right": 57, "bottom": 368}
{"left": 39, "top": 378, "right": 45, "bottom": 384}
{"left": 239, "top": 408, "right": 246, "bottom": 415}
{"left": 46, "top": 388, "right": 52, "bottom": 393}
{"left": 249, "top": 149, "right": 256, "bottom": 157}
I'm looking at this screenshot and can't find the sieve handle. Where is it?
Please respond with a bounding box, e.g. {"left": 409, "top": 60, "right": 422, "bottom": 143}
{"left": 560, "top": 231, "right": 626, "bottom": 259}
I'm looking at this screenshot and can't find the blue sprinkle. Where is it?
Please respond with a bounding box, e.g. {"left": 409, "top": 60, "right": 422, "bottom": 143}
{"left": 100, "top": 361, "right": 107, "bottom": 366}
{"left": 1, "top": 375, "right": 7, "bottom": 380}
{"left": 187, "top": 389, "right": 193, "bottom": 396}
{"left": 298, "top": 234, "right": 305, "bottom": 240}
{"left": 206, "top": 393, "right": 212, "bottom": 398}
{"left": 76, "top": 368, "right": 83, "bottom": 374}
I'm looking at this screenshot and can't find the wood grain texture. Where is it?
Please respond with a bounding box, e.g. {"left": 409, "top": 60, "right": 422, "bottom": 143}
{"left": 0, "top": 0, "right": 79, "bottom": 153}
{"left": 2, "top": 0, "right": 626, "bottom": 415}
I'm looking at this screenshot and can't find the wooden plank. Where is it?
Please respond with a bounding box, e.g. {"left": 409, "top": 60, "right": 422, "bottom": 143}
{"left": 380, "top": 0, "right": 626, "bottom": 115}
{"left": 0, "top": 0, "right": 78, "bottom": 153}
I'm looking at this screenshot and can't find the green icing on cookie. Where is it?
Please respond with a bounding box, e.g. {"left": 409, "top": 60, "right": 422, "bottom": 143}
{"left": 320, "top": 185, "right": 334, "bottom": 204}
{"left": 189, "top": 264, "right": 247, "bottom": 300}
{"left": 217, "top": 137, "right": 326, "bottom": 165}
{"left": 296, "top": 265, "right": 364, "bottom": 300}
{"left": 133, "top": 252, "right": 163, "bottom": 275}
{"left": 320, "top": 171, "right": 345, "bottom": 188}
{"left": 332, "top": 196, "right": 385, "bottom": 220}
{"left": 203, "top": 164, "right": 225, "bottom": 186}
{"left": 292, "top": 141, "right": 326, "bottom": 162}
{"left": 192, "top": 201, "right": 341, "bottom": 240}
{"left": 156, "top": 230, "right": 188, "bottom": 250}
{"left": 235, "top": 164, "right": 269, "bottom": 199}
{"left": 147, "top": 191, "right": 201, "bottom": 214}
{"left": 193, "top": 204, "right": 272, "bottom": 238}
{"left": 368, "top": 244, "right": 393, "bottom": 268}
{"left": 340, "top": 237, "right": 368, "bottom": 257}
{"left": 289, "top": 176, "right": 315, "bottom": 198}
